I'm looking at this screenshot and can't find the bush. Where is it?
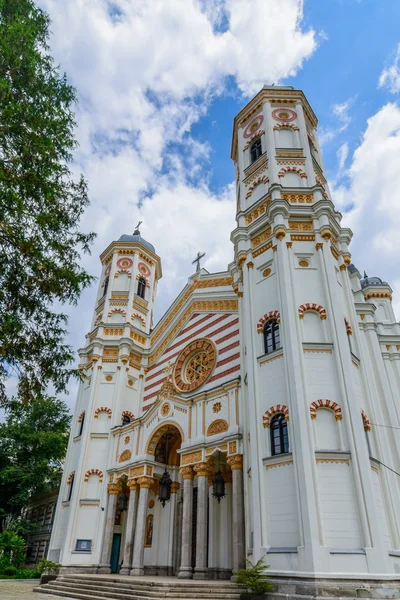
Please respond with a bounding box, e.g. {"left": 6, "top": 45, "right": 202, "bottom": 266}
{"left": 2, "top": 565, "right": 17, "bottom": 577}
{"left": 17, "top": 567, "right": 41, "bottom": 579}
{"left": 0, "top": 530, "right": 26, "bottom": 567}
{"left": 233, "top": 556, "right": 273, "bottom": 597}
{"left": 38, "top": 559, "right": 60, "bottom": 574}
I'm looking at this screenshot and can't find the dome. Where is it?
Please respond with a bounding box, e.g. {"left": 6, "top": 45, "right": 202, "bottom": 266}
{"left": 118, "top": 232, "right": 155, "bottom": 254}
{"left": 360, "top": 274, "right": 389, "bottom": 289}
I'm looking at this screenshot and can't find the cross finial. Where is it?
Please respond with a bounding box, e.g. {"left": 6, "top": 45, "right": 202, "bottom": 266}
{"left": 163, "top": 362, "right": 174, "bottom": 381}
{"left": 192, "top": 251, "right": 206, "bottom": 273}
{"left": 134, "top": 220, "right": 143, "bottom": 235}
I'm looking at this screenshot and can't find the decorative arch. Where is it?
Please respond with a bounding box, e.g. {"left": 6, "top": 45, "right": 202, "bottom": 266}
{"left": 207, "top": 419, "right": 229, "bottom": 436}
{"left": 257, "top": 310, "right": 281, "bottom": 333}
{"left": 262, "top": 405, "right": 289, "bottom": 428}
{"left": 94, "top": 406, "right": 112, "bottom": 419}
{"left": 94, "top": 313, "right": 103, "bottom": 326}
{"left": 362, "top": 409, "right": 371, "bottom": 432}
{"left": 344, "top": 317, "right": 353, "bottom": 335}
{"left": 310, "top": 399, "right": 342, "bottom": 421}
{"left": 77, "top": 411, "right": 85, "bottom": 423}
{"left": 118, "top": 449, "right": 132, "bottom": 463}
{"left": 145, "top": 422, "right": 184, "bottom": 456}
{"left": 131, "top": 312, "right": 146, "bottom": 327}
{"left": 67, "top": 471, "right": 75, "bottom": 484}
{"left": 108, "top": 308, "right": 127, "bottom": 318}
{"left": 298, "top": 303, "right": 327, "bottom": 320}
{"left": 245, "top": 175, "right": 269, "bottom": 199}
{"left": 84, "top": 469, "right": 103, "bottom": 482}
{"left": 121, "top": 410, "right": 135, "bottom": 423}
{"left": 278, "top": 166, "right": 307, "bottom": 179}
{"left": 136, "top": 273, "right": 150, "bottom": 287}
{"left": 243, "top": 130, "right": 265, "bottom": 152}
{"left": 273, "top": 123, "right": 299, "bottom": 131}
{"left": 114, "top": 269, "right": 132, "bottom": 278}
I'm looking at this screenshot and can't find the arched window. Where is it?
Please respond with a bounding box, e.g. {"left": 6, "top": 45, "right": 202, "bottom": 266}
{"left": 270, "top": 414, "right": 289, "bottom": 456}
{"left": 137, "top": 276, "right": 146, "bottom": 299}
{"left": 264, "top": 319, "right": 280, "bottom": 354}
{"left": 122, "top": 414, "right": 131, "bottom": 426}
{"left": 250, "top": 138, "right": 262, "bottom": 163}
{"left": 67, "top": 474, "right": 74, "bottom": 502}
{"left": 78, "top": 412, "right": 85, "bottom": 437}
{"left": 102, "top": 276, "right": 109, "bottom": 298}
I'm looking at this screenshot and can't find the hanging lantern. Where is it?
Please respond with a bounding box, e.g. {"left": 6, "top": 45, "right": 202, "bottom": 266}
{"left": 158, "top": 469, "right": 172, "bottom": 507}
{"left": 212, "top": 470, "right": 226, "bottom": 503}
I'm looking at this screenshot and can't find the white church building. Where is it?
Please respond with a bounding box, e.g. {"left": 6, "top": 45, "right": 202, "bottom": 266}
{"left": 48, "top": 86, "right": 400, "bottom": 586}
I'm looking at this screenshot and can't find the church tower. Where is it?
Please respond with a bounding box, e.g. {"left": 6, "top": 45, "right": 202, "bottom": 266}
{"left": 230, "top": 86, "right": 400, "bottom": 578}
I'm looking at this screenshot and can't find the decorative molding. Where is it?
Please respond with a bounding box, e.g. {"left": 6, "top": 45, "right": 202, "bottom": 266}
{"left": 344, "top": 317, "right": 353, "bottom": 335}
{"left": 257, "top": 310, "right": 281, "bottom": 333}
{"left": 121, "top": 410, "right": 135, "bottom": 422}
{"left": 94, "top": 406, "right": 112, "bottom": 419}
{"left": 298, "top": 303, "right": 327, "bottom": 320}
{"left": 67, "top": 471, "right": 75, "bottom": 484}
{"left": 253, "top": 240, "right": 273, "bottom": 257}
{"left": 118, "top": 449, "right": 132, "bottom": 463}
{"left": 245, "top": 198, "right": 271, "bottom": 225}
{"left": 131, "top": 312, "right": 146, "bottom": 327}
{"left": 137, "top": 476, "right": 154, "bottom": 489}
{"left": 243, "top": 129, "right": 265, "bottom": 151}
{"left": 173, "top": 338, "right": 217, "bottom": 393}
{"left": 289, "top": 221, "right": 313, "bottom": 232}
{"left": 245, "top": 175, "right": 269, "bottom": 199}
{"left": 207, "top": 419, "right": 229, "bottom": 436}
{"left": 265, "top": 460, "right": 293, "bottom": 470}
{"left": 84, "top": 469, "right": 103, "bottom": 482}
{"left": 364, "top": 291, "right": 392, "bottom": 301}
{"left": 227, "top": 454, "right": 243, "bottom": 470}
{"left": 262, "top": 405, "right": 289, "bottom": 428}
{"left": 179, "top": 466, "right": 195, "bottom": 479}
{"left": 129, "top": 466, "right": 145, "bottom": 478}
{"left": 262, "top": 268, "right": 272, "bottom": 277}
{"left": 212, "top": 402, "right": 222, "bottom": 413}
{"left": 107, "top": 307, "right": 127, "bottom": 318}
{"left": 228, "top": 441, "right": 237, "bottom": 454}
{"left": 181, "top": 451, "right": 203, "bottom": 466}
{"left": 282, "top": 192, "right": 313, "bottom": 204}
{"left": 114, "top": 269, "right": 132, "bottom": 279}
{"left": 310, "top": 399, "right": 342, "bottom": 421}
{"left": 251, "top": 227, "right": 272, "bottom": 248}
{"left": 316, "top": 458, "right": 349, "bottom": 465}
{"left": 77, "top": 411, "right": 85, "bottom": 423}
{"left": 244, "top": 162, "right": 268, "bottom": 186}
{"left": 273, "top": 123, "right": 299, "bottom": 131}
{"left": 278, "top": 166, "right": 307, "bottom": 179}
{"left": 290, "top": 234, "right": 315, "bottom": 241}
{"left": 259, "top": 351, "right": 283, "bottom": 365}
{"left": 104, "top": 327, "right": 124, "bottom": 336}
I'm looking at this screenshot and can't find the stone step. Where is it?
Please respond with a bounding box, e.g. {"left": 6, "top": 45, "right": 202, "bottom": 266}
{"left": 43, "top": 580, "right": 241, "bottom": 599}
{"left": 57, "top": 575, "right": 239, "bottom": 590}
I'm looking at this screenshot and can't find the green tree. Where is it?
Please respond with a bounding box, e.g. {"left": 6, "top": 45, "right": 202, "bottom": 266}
{"left": 0, "top": 0, "right": 95, "bottom": 403}
{"left": 0, "top": 395, "right": 71, "bottom": 531}
{"left": 0, "top": 530, "right": 26, "bottom": 568}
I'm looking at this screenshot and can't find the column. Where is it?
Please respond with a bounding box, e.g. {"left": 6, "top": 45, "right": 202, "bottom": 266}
{"left": 120, "top": 479, "right": 139, "bottom": 575}
{"left": 98, "top": 482, "right": 120, "bottom": 573}
{"left": 170, "top": 482, "right": 180, "bottom": 576}
{"left": 130, "top": 476, "right": 153, "bottom": 576}
{"left": 227, "top": 455, "right": 245, "bottom": 572}
{"left": 178, "top": 466, "right": 194, "bottom": 579}
{"left": 193, "top": 463, "right": 209, "bottom": 580}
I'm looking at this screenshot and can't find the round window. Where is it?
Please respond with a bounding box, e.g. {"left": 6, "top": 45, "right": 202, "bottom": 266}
{"left": 173, "top": 338, "right": 217, "bottom": 393}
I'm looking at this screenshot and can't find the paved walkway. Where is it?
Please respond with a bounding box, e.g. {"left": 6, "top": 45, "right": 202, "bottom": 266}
{"left": 0, "top": 580, "right": 62, "bottom": 600}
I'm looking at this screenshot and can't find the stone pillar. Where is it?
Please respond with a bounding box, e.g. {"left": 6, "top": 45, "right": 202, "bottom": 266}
{"left": 227, "top": 455, "right": 245, "bottom": 572}
{"left": 178, "top": 466, "right": 194, "bottom": 579}
{"left": 193, "top": 463, "right": 209, "bottom": 580}
{"left": 120, "top": 479, "right": 139, "bottom": 575}
{"left": 98, "top": 482, "right": 120, "bottom": 573}
{"left": 130, "top": 476, "right": 153, "bottom": 576}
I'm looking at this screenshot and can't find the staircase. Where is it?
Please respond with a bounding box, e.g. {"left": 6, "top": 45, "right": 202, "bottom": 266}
{"left": 33, "top": 573, "right": 244, "bottom": 600}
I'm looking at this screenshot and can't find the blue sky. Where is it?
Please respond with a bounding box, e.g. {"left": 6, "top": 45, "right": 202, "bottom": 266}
{"left": 32, "top": 0, "right": 400, "bottom": 406}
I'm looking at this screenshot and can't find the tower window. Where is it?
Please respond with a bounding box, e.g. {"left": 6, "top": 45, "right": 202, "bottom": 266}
{"left": 67, "top": 474, "right": 74, "bottom": 502}
{"left": 263, "top": 319, "right": 280, "bottom": 354}
{"left": 250, "top": 138, "right": 262, "bottom": 163}
{"left": 270, "top": 414, "right": 289, "bottom": 456}
{"left": 102, "top": 276, "right": 109, "bottom": 298}
{"left": 78, "top": 412, "right": 85, "bottom": 437}
{"left": 137, "top": 276, "right": 146, "bottom": 299}
{"left": 122, "top": 414, "right": 131, "bottom": 426}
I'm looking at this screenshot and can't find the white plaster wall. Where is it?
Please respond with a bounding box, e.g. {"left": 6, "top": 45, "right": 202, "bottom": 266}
{"left": 371, "top": 469, "right": 392, "bottom": 551}
{"left": 317, "top": 462, "right": 362, "bottom": 549}
{"left": 266, "top": 463, "right": 299, "bottom": 548}
{"left": 315, "top": 409, "right": 340, "bottom": 451}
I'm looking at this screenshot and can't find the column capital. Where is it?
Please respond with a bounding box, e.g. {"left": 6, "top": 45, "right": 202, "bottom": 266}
{"left": 137, "top": 476, "right": 154, "bottom": 489}
{"left": 107, "top": 483, "right": 121, "bottom": 495}
{"left": 193, "top": 462, "right": 209, "bottom": 477}
{"left": 227, "top": 454, "right": 243, "bottom": 471}
{"left": 127, "top": 478, "right": 139, "bottom": 491}
{"left": 171, "top": 482, "right": 180, "bottom": 494}
{"left": 179, "top": 466, "right": 194, "bottom": 480}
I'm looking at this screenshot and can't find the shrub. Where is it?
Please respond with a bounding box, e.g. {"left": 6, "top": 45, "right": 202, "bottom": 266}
{"left": 38, "top": 559, "right": 60, "bottom": 574}
{"left": 0, "top": 530, "right": 26, "bottom": 567}
{"left": 233, "top": 556, "right": 273, "bottom": 597}
{"left": 17, "top": 567, "right": 41, "bottom": 579}
{"left": 2, "top": 565, "right": 17, "bottom": 577}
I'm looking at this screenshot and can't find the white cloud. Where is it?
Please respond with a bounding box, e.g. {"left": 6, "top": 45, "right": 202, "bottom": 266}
{"left": 379, "top": 43, "right": 400, "bottom": 93}
{"left": 33, "top": 0, "right": 318, "bottom": 410}
{"left": 336, "top": 141, "right": 349, "bottom": 177}
{"left": 319, "top": 97, "right": 354, "bottom": 146}
{"left": 332, "top": 103, "right": 400, "bottom": 316}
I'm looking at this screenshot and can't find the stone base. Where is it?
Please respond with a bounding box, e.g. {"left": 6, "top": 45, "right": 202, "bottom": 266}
{"left": 269, "top": 575, "right": 400, "bottom": 599}
{"left": 178, "top": 566, "right": 193, "bottom": 579}
{"left": 193, "top": 567, "right": 208, "bottom": 580}
{"left": 143, "top": 565, "right": 174, "bottom": 576}
{"left": 119, "top": 566, "right": 131, "bottom": 576}
{"left": 130, "top": 567, "right": 144, "bottom": 576}
{"left": 97, "top": 566, "right": 111, "bottom": 574}
{"left": 59, "top": 566, "right": 99, "bottom": 575}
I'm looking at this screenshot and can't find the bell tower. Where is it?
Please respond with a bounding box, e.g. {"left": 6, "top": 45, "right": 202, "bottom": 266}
{"left": 230, "top": 86, "right": 400, "bottom": 579}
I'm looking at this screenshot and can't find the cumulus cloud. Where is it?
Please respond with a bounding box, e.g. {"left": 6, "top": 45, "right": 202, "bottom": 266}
{"left": 319, "top": 97, "right": 354, "bottom": 146}
{"left": 332, "top": 103, "right": 400, "bottom": 313}
{"left": 34, "top": 0, "right": 318, "bottom": 408}
{"left": 379, "top": 43, "right": 400, "bottom": 93}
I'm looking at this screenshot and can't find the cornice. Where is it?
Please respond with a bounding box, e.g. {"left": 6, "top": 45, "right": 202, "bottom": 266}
{"left": 99, "top": 240, "right": 162, "bottom": 280}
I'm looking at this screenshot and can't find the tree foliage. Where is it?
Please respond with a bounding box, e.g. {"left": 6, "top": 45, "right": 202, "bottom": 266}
{"left": 234, "top": 556, "right": 273, "bottom": 597}
{"left": 0, "top": 395, "right": 71, "bottom": 530}
{"left": 0, "top": 0, "right": 95, "bottom": 403}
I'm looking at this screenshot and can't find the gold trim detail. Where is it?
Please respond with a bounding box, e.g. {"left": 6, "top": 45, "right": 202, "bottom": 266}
{"left": 253, "top": 241, "right": 273, "bottom": 257}
{"left": 227, "top": 454, "right": 243, "bottom": 470}
{"left": 181, "top": 451, "right": 203, "bottom": 466}
{"left": 282, "top": 193, "right": 313, "bottom": 203}
{"left": 251, "top": 227, "right": 272, "bottom": 248}
{"left": 316, "top": 458, "right": 349, "bottom": 465}
{"left": 207, "top": 419, "right": 229, "bottom": 436}
{"left": 289, "top": 221, "right": 313, "bottom": 232}
{"left": 265, "top": 460, "right": 293, "bottom": 470}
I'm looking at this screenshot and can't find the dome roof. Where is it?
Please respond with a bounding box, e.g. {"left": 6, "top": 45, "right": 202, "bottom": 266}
{"left": 118, "top": 232, "right": 155, "bottom": 254}
{"left": 360, "top": 274, "right": 389, "bottom": 289}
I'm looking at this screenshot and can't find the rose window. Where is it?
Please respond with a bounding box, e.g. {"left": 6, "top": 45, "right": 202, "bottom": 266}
{"left": 173, "top": 338, "right": 217, "bottom": 393}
